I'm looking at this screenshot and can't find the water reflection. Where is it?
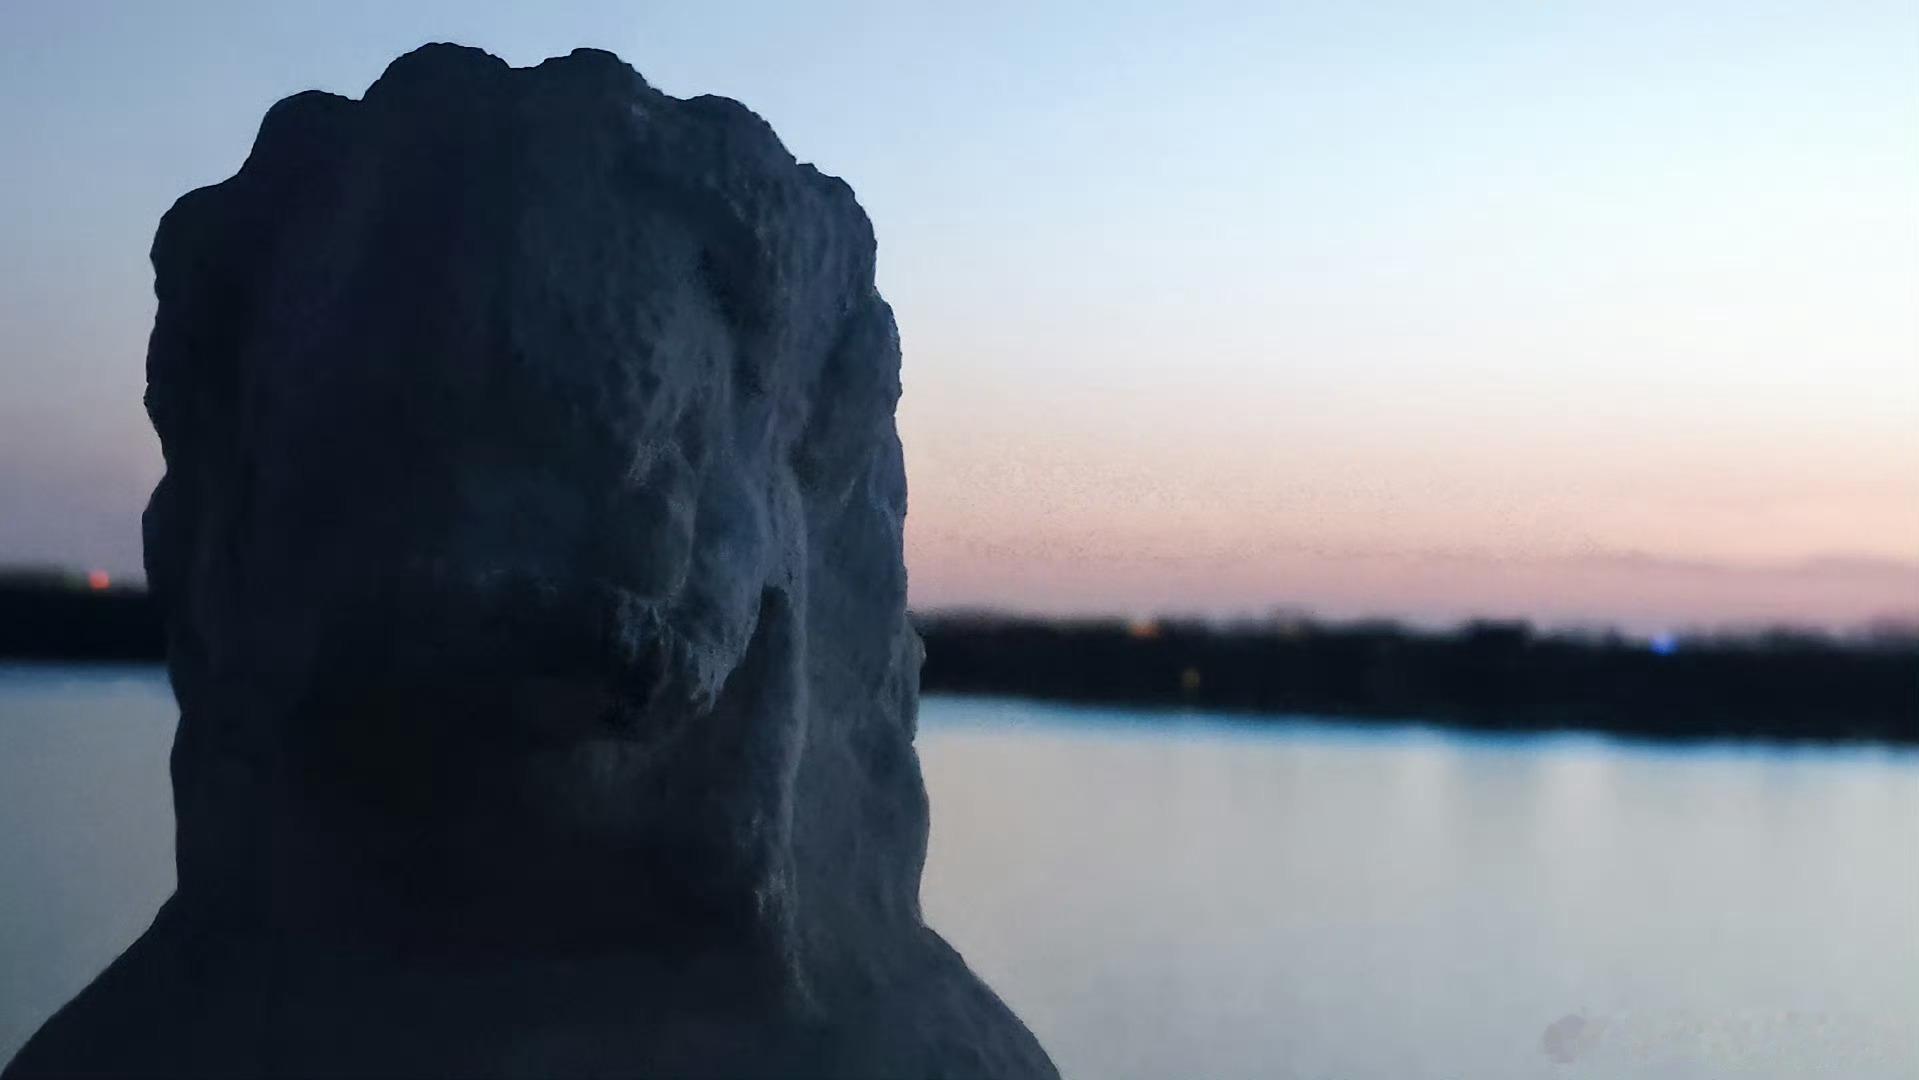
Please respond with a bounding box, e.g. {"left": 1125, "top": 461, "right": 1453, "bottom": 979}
{"left": 1, "top": 671, "right": 1915, "bottom": 1078}
{"left": 919, "top": 697, "right": 1919, "bottom": 1080}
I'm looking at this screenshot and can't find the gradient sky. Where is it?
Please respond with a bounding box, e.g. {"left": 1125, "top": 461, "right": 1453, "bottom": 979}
{"left": 2, "top": 1, "right": 1915, "bottom": 630}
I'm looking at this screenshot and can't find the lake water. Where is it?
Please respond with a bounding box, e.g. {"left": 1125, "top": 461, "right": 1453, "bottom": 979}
{"left": 2, "top": 664, "right": 1915, "bottom": 1078}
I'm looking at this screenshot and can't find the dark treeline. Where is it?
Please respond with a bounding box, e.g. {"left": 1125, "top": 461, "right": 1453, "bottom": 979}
{"left": 914, "top": 612, "right": 1919, "bottom": 745}
{"left": 0, "top": 571, "right": 163, "bottom": 662}
{"left": 5, "top": 572, "right": 1914, "bottom": 744}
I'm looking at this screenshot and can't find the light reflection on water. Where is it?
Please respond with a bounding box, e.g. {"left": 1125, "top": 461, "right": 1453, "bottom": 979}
{"left": 1, "top": 667, "right": 1915, "bottom": 1078}
{"left": 917, "top": 695, "right": 1919, "bottom": 1079}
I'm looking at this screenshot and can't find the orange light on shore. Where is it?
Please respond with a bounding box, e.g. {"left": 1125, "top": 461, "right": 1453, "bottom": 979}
{"left": 87, "top": 570, "right": 111, "bottom": 591}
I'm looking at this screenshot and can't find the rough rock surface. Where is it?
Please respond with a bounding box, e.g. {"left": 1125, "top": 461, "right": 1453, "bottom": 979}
{"left": 6, "top": 44, "right": 1056, "bottom": 1080}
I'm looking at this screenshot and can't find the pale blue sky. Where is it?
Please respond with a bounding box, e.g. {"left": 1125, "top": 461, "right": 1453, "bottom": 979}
{"left": 2, "top": 1, "right": 1915, "bottom": 627}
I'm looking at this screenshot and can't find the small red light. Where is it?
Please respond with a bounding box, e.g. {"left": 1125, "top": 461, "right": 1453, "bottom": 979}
{"left": 87, "top": 570, "right": 111, "bottom": 591}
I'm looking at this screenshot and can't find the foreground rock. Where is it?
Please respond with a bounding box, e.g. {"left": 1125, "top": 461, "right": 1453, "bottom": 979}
{"left": 6, "top": 44, "right": 1056, "bottom": 1079}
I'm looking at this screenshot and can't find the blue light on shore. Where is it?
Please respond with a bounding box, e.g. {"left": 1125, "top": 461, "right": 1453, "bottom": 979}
{"left": 1649, "top": 632, "right": 1679, "bottom": 657}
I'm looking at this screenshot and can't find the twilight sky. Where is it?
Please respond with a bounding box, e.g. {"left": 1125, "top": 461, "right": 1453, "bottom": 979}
{"left": 2, "top": 1, "right": 1915, "bottom": 630}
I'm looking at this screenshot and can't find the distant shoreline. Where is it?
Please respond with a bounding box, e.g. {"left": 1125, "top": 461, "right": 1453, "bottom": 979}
{"left": 0, "top": 577, "right": 165, "bottom": 664}
{"left": 2, "top": 576, "right": 1912, "bottom": 745}
{"left": 913, "top": 612, "right": 1918, "bottom": 746}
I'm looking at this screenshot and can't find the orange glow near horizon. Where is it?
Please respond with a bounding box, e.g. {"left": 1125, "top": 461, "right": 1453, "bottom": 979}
{"left": 86, "top": 570, "right": 111, "bottom": 592}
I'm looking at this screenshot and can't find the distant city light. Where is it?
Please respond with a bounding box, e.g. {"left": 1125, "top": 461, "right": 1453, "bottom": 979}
{"left": 1649, "top": 632, "right": 1678, "bottom": 657}
{"left": 86, "top": 570, "right": 111, "bottom": 592}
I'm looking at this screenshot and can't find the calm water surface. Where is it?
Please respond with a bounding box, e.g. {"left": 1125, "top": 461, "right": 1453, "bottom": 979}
{"left": 3, "top": 665, "right": 1915, "bottom": 1077}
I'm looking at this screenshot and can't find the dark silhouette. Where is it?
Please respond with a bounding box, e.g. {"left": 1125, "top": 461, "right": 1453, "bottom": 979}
{"left": 915, "top": 612, "right": 1919, "bottom": 744}
{"left": 4, "top": 44, "right": 1055, "bottom": 1080}
{"left": 8, "top": 576, "right": 1914, "bottom": 744}
{"left": 0, "top": 571, "right": 161, "bottom": 662}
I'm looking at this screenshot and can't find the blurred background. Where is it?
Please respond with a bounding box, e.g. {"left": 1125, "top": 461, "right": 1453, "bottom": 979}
{"left": 2, "top": 3, "right": 1915, "bottom": 1078}
{"left": 5, "top": 0, "right": 1916, "bottom": 632}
